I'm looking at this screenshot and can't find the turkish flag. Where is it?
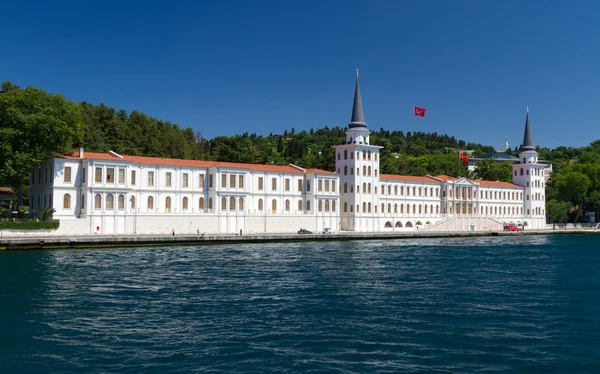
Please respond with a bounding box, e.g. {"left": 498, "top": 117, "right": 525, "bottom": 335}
{"left": 414, "top": 106, "right": 426, "bottom": 117}
{"left": 459, "top": 152, "right": 469, "bottom": 165}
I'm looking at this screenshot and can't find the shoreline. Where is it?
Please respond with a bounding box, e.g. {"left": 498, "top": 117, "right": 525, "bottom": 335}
{"left": 1, "top": 229, "right": 599, "bottom": 250}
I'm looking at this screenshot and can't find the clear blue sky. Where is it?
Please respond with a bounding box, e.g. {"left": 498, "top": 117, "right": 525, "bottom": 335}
{"left": 2, "top": 0, "right": 599, "bottom": 150}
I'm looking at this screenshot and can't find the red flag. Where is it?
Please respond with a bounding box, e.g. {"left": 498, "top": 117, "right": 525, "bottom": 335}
{"left": 459, "top": 152, "right": 469, "bottom": 165}
{"left": 413, "top": 106, "right": 426, "bottom": 117}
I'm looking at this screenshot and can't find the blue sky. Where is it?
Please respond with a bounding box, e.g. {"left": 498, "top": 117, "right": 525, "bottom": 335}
{"left": 2, "top": 0, "right": 599, "bottom": 149}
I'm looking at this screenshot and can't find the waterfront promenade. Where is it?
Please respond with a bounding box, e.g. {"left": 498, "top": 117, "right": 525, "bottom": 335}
{"left": 1, "top": 228, "right": 598, "bottom": 250}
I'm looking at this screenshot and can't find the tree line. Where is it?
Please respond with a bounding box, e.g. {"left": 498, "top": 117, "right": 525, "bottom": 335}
{"left": 1, "top": 81, "right": 598, "bottom": 223}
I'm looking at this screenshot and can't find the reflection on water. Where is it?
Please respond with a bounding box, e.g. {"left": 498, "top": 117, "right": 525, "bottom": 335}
{"left": 1, "top": 235, "right": 599, "bottom": 373}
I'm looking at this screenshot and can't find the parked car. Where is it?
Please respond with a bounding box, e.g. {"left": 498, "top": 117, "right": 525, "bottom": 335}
{"left": 503, "top": 224, "right": 521, "bottom": 231}
{"left": 298, "top": 229, "right": 312, "bottom": 234}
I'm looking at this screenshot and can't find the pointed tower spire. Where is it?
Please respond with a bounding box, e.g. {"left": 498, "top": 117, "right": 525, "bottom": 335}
{"left": 520, "top": 106, "right": 535, "bottom": 151}
{"left": 348, "top": 69, "right": 367, "bottom": 129}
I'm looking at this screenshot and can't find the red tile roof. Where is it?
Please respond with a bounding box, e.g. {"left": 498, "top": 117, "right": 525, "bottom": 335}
{"left": 434, "top": 175, "right": 459, "bottom": 181}
{"left": 474, "top": 180, "right": 521, "bottom": 188}
{"left": 0, "top": 187, "right": 14, "bottom": 194}
{"left": 380, "top": 174, "right": 440, "bottom": 183}
{"left": 59, "top": 152, "right": 332, "bottom": 174}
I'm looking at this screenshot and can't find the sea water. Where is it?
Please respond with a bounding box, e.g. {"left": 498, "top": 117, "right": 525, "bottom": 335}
{"left": 1, "top": 235, "right": 599, "bottom": 373}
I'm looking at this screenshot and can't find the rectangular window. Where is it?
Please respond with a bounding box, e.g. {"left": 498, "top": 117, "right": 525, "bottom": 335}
{"left": 318, "top": 180, "right": 323, "bottom": 192}
{"left": 230, "top": 174, "right": 236, "bottom": 188}
{"left": 118, "top": 169, "right": 125, "bottom": 184}
{"left": 131, "top": 170, "right": 136, "bottom": 185}
{"left": 209, "top": 174, "right": 213, "bottom": 188}
{"left": 239, "top": 175, "right": 244, "bottom": 189}
{"left": 332, "top": 181, "right": 336, "bottom": 193}
{"left": 82, "top": 168, "right": 86, "bottom": 183}
{"left": 285, "top": 178, "right": 290, "bottom": 191}
{"left": 183, "top": 173, "right": 189, "bottom": 187}
{"left": 307, "top": 181, "right": 311, "bottom": 192}
{"left": 64, "top": 167, "right": 72, "bottom": 183}
{"left": 106, "top": 168, "right": 115, "bottom": 183}
{"left": 258, "top": 177, "right": 264, "bottom": 190}
{"left": 298, "top": 179, "right": 302, "bottom": 192}
{"left": 148, "top": 171, "right": 154, "bottom": 186}
{"left": 221, "top": 175, "right": 227, "bottom": 188}
{"left": 271, "top": 178, "right": 277, "bottom": 190}
{"left": 95, "top": 168, "right": 102, "bottom": 183}
{"left": 165, "top": 172, "right": 172, "bottom": 187}
{"left": 325, "top": 180, "right": 330, "bottom": 192}
{"left": 199, "top": 174, "right": 205, "bottom": 188}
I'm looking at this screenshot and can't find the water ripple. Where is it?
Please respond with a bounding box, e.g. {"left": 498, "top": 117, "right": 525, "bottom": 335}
{"left": 1, "top": 235, "right": 600, "bottom": 373}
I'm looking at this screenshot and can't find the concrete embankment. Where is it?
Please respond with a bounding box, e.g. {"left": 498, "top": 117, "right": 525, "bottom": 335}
{"left": 1, "top": 229, "right": 599, "bottom": 250}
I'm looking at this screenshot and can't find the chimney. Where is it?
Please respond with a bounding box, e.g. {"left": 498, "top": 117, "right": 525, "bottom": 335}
{"left": 79, "top": 147, "right": 84, "bottom": 158}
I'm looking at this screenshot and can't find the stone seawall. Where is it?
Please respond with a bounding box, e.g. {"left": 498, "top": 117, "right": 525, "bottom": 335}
{"left": 1, "top": 229, "right": 599, "bottom": 250}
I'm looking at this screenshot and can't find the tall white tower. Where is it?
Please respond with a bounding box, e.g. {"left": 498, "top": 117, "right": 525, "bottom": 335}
{"left": 511, "top": 107, "right": 546, "bottom": 229}
{"left": 333, "top": 70, "right": 383, "bottom": 231}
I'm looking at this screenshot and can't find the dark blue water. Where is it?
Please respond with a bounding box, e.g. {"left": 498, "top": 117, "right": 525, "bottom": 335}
{"left": 1, "top": 235, "right": 600, "bottom": 373}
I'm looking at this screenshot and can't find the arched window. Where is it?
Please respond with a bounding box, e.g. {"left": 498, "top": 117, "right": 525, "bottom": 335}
{"left": 362, "top": 202, "right": 366, "bottom": 212}
{"left": 344, "top": 149, "right": 348, "bottom": 159}
{"left": 199, "top": 197, "right": 205, "bottom": 209}
{"left": 368, "top": 183, "right": 371, "bottom": 193}
{"left": 258, "top": 199, "right": 263, "bottom": 211}
{"left": 147, "top": 196, "right": 154, "bottom": 210}
{"left": 363, "top": 183, "right": 366, "bottom": 193}
{"left": 368, "top": 166, "right": 371, "bottom": 176}
{"left": 425, "top": 205, "right": 428, "bottom": 214}
{"left": 394, "top": 204, "right": 398, "bottom": 213}
{"left": 63, "top": 194, "right": 71, "bottom": 209}
{"left": 81, "top": 194, "right": 85, "bottom": 210}
{"left": 436, "top": 205, "right": 439, "bottom": 214}
{"left": 239, "top": 198, "right": 244, "bottom": 211}
{"left": 106, "top": 194, "right": 114, "bottom": 209}
{"left": 208, "top": 198, "right": 213, "bottom": 210}
{"left": 388, "top": 203, "right": 391, "bottom": 213}
{"left": 230, "top": 197, "right": 236, "bottom": 211}
{"left": 95, "top": 194, "right": 102, "bottom": 209}
{"left": 271, "top": 199, "right": 277, "bottom": 213}
{"left": 307, "top": 200, "right": 311, "bottom": 211}
{"left": 344, "top": 183, "right": 348, "bottom": 193}
{"left": 118, "top": 195, "right": 125, "bottom": 210}
{"left": 419, "top": 205, "right": 422, "bottom": 214}
{"left": 368, "top": 202, "right": 371, "bottom": 212}
{"left": 394, "top": 186, "right": 398, "bottom": 195}
{"left": 344, "top": 202, "right": 348, "bottom": 212}
{"left": 363, "top": 166, "right": 366, "bottom": 175}
{"left": 221, "top": 197, "right": 227, "bottom": 210}
{"left": 325, "top": 200, "right": 330, "bottom": 212}
{"left": 413, "top": 204, "right": 416, "bottom": 214}
{"left": 332, "top": 201, "right": 336, "bottom": 212}
{"left": 344, "top": 165, "right": 348, "bottom": 175}
{"left": 166, "top": 197, "right": 171, "bottom": 212}
{"left": 318, "top": 200, "right": 323, "bottom": 211}
{"left": 520, "top": 168, "right": 523, "bottom": 176}
{"left": 285, "top": 199, "right": 290, "bottom": 211}
{"left": 182, "top": 197, "right": 188, "bottom": 210}
{"left": 131, "top": 196, "right": 136, "bottom": 209}
{"left": 400, "top": 204, "right": 404, "bottom": 213}
{"left": 381, "top": 203, "right": 384, "bottom": 212}
{"left": 298, "top": 200, "right": 303, "bottom": 211}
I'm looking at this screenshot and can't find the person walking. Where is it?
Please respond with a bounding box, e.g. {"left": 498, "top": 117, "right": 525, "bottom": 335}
{"left": 240, "top": 229, "right": 243, "bottom": 236}
{"left": 172, "top": 228, "right": 175, "bottom": 237}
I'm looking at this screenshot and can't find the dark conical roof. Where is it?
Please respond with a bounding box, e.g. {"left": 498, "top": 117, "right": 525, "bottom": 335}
{"left": 520, "top": 107, "right": 535, "bottom": 152}
{"left": 348, "top": 69, "right": 367, "bottom": 129}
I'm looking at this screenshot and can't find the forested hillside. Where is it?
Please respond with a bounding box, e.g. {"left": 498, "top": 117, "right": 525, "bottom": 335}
{"left": 1, "top": 81, "right": 599, "bottom": 223}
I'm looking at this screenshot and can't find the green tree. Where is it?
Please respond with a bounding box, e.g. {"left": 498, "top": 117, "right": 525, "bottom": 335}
{"left": 38, "top": 207, "right": 56, "bottom": 222}
{"left": 546, "top": 199, "right": 572, "bottom": 229}
{"left": 470, "top": 159, "right": 513, "bottom": 182}
{"left": 554, "top": 170, "right": 591, "bottom": 222}
{"left": 0, "top": 83, "right": 83, "bottom": 205}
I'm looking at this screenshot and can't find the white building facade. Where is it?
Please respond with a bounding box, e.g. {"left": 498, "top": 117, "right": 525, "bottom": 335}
{"left": 29, "top": 74, "right": 547, "bottom": 235}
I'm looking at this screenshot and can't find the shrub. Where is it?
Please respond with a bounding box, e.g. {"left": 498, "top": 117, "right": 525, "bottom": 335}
{"left": 0, "top": 221, "right": 59, "bottom": 230}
